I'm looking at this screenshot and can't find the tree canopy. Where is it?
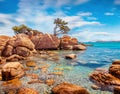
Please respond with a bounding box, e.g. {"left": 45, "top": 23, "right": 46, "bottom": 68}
{"left": 12, "top": 24, "right": 32, "bottom": 35}
{"left": 53, "top": 18, "right": 70, "bottom": 36}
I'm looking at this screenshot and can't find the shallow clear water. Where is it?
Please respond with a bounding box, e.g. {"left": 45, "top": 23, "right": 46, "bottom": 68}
{"left": 25, "top": 42, "right": 120, "bottom": 94}
{"left": 1, "top": 42, "right": 120, "bottom": 94}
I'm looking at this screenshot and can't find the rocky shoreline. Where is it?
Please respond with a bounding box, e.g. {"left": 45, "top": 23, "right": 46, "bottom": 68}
{"left": 0, "top": 33, "right": 88, "bottom": 94}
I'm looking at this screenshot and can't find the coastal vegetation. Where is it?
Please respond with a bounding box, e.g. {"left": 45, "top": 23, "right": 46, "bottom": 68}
{"left": 53, "top": 18, "right": 70, "bottom": 36}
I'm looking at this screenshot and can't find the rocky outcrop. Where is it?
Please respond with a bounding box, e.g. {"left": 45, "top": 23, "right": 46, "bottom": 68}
{"left": 52, "top": 82, "right": 89, "bottom": 94}
{"left": 0, "top": 36, "right": 11, "bottom": 56}
{"left": 60, "top": 35, "right": 86, "bottom": 50}
{"left": 109, "top": 60, "right": 120, "bottom": 79}
{"left": 0, "top": 34, "right": 36, "bottom": 61}
{"left": 1, "top": 62, "right": 25, "bottom": 81}
{"left": 90, "top": 60, "right": 120, "bottom": 92}
{"left": 31, "top": 33, "right": 60, "bottom": 50}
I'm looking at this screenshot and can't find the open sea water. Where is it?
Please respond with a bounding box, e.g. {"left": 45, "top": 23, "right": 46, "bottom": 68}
{"left": 1, "top": 42, "right": 120, "bottom": 94}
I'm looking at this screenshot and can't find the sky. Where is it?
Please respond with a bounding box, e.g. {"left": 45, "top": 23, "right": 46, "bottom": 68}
{"left": 0, "top": 0, "right": 120, "bottom": 42}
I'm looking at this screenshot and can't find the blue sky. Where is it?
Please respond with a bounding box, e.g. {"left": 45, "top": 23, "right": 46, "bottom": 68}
{"left": 0, "top": 0, "right": 120, "bottom": 41}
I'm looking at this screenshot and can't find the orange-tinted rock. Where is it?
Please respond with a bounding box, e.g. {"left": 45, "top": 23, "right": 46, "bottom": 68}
{"left": 49, "top": 72, "right": 63, "bottom": 76}
{"left": 17, "top": 88, "right": 39, "bottom": 94}
{"left": 26, "top": 61, "right": 36, "bottom": 67}
{"left": 91, "top": 84, "right": 100, "bottom": 90}
{"left": 0, "top": 34, "right": 36, "bottom": 61}
{"left": 65, "top": 54, "right": 77, "bottom": 59}
{"left": 15, "top": 47, "right": 30, "bottom": 57}
{"left": 2, "top": 62, "right": 25, "bottom": 81}
{"left": 2, "top": 78, "right": 22, "bottom": 89}
{"left": 60, "top": 35, "right": 78, "bottom": 50}
{"left": 109, "top": 60, "right": 120, "bottom": 79}
{"left": 52, "top": 82, "right": 89, "bottom": 94}
{"left": 14, "top": 34, "right": 35, "bottom": 50}
{"left": 0, "top": 35, "right": 11, "bottom": 56}
{"left": 2, "top": 45, "right": 13, "bottom": 57}
{"left": 28, "top": 79, "right": 43, "bottom": 84}
{"left": 114, "top": 86, "right": 120, "bottom": 94}
{"left": 73, "top": 44, "right": 86, "bottom": 50}
{"left": 45, "top": 79, "right": 55, "bottom": 86}
{"left": 31, "top": 33, "right": 60, "bottom": 50}
{"left": 89, "top": 70, "right": 120, "bottom": 91}
{"left": 26, "top": 73, "right": 39, "bottom": 79}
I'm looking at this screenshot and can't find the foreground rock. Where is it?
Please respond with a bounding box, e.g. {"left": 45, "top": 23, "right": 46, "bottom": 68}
{"left": 65, "top": 54, "right": 77, "bottom": 59}
{"left": 1, "top": 62, "right": 25, "bottom": 81}
{"left": 52, "top": 82, "right": 89, "bottom": 94}
{"left": 17, "top": 87, "right": 39, "bottom": 94}
{"left": 31, "top": 33, "right": 60, "bottom": 50}
{"left": 90, "top": 60, "right": 120, "bottom": 92}
{"left": 60, "top": 35, "right": 86, "bottom": 50}
{"left": 109, "top": 60, "right": 120, "bottom": 79}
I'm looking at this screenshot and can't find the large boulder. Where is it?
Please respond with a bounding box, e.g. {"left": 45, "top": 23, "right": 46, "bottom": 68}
{"left": 0, "top": 36, "right": 11, "bottom": 56}
{"left": 0, "top": 34, "right": 36, "bottom": 61}
{"left": 14, "top": 34, "right": 35, "bottom": 50}
{"left": 60, "top": 35, "right": 86, "bottom": 50}
{"left": 109, "top": 60, "right": 120, "bottom": 79}
{"left": 89, "top": 68, "right": 120, "bottom": 91}
{"left": 52, "top": 82, "right": 89, "bottom": 94}
{"left": 31, "top": 33, "right": 60, "bottom": 50}
{"left": 60, "top": 35, "right": 78, "bottom": 50}
{"left": 1, "top": 62, "right": 25, "bottom": 81}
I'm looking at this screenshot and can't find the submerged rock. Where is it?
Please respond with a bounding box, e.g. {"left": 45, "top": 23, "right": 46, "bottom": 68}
{"left": 52, "top": 82, "right": 89, "bottom": 94}
{"left": 45, "top": 79, "right": 55, "bottom": 86}
{"left": 2, "top": 78, "right": 22, "bottom": 92}
{"left": 17, "top": 88, "right": 39, "bottom": 94}
{"left": 2, "top": 62, "right": 25, "bottom": 81}
{"left": 26, "top": 61, "right": 36, "bottom": 67}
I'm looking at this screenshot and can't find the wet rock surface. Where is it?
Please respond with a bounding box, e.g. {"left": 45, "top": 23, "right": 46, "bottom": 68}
{"left": 90, "top": 60, "right": 120, "bottom": 92}
{"left": 1, "top": 62, "right": 25, "bottom": 81}
{"left": 17, "top": 87, "right": 39, "bottom": 94}
{"left": 52, "top": 82, "right": 89, "bottom": 94}
{"left": 109, "top": 60, "right": 120, "bottom": 79}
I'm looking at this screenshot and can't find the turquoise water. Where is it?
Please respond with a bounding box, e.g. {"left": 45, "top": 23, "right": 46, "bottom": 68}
{"left": 25, "top": 41, "right": 120, "bottom": 94}
{"left": 1, "top": 42, "right": 120, "bottom": 94}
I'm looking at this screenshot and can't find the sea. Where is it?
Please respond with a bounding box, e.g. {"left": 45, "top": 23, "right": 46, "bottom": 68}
{"left": 1, "top": 41, "right": 120, "bottom": 94}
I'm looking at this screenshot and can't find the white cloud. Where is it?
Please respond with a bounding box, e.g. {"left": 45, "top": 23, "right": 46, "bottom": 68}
{"left": 104, "top": 12, "right": 114, "bottom": 16}
{"left": 114, "top": 0, "right": 120, "bottom": 5}
{"left": 61, "top": 16, "right": 103, "bottom": 28}
{"left": 78, "top": 12, "right": 92, "bottom": 16}
{"left": 70, "top": 31, "right": 120, "bottom": 42}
